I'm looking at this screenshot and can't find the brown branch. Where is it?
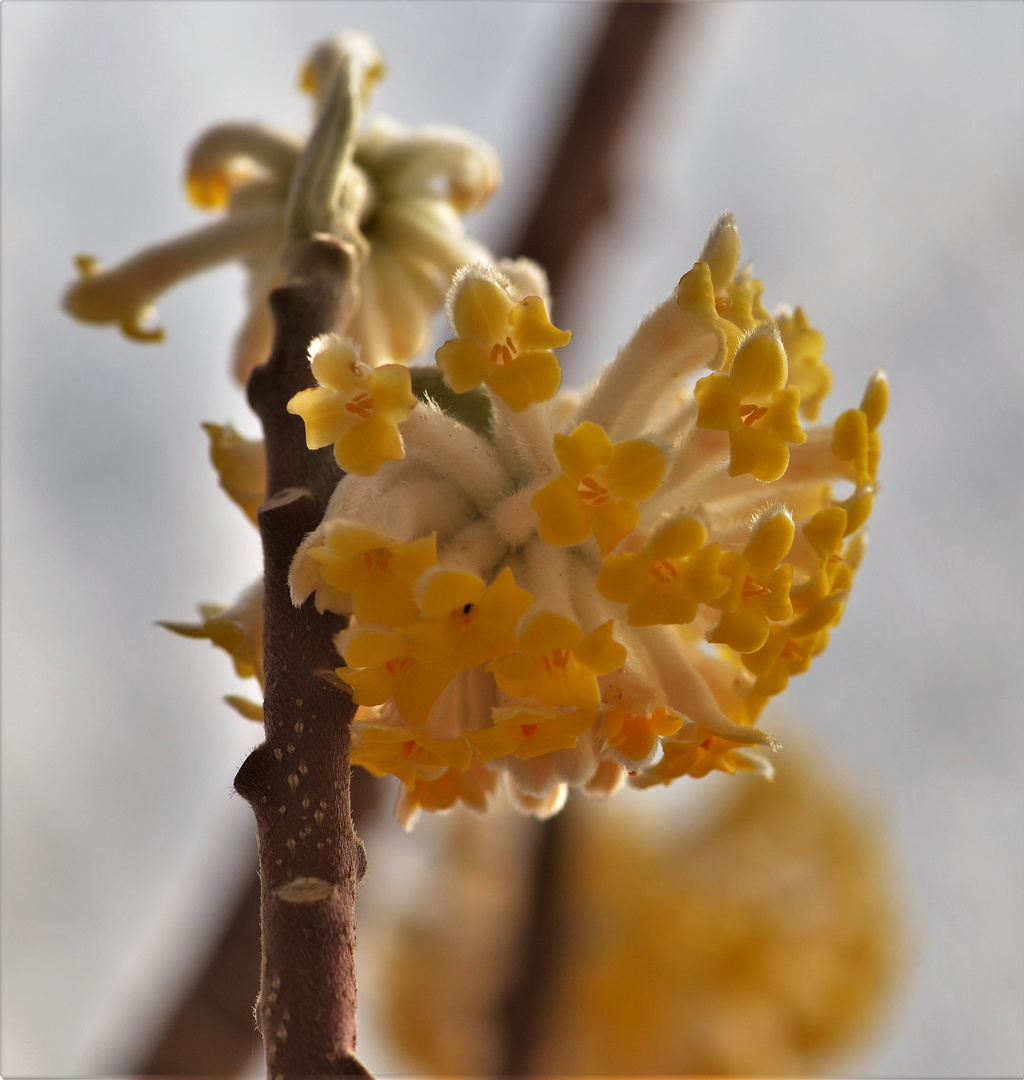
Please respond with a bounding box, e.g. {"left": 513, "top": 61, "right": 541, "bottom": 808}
{"left": 232, "top": 236, "right": 371, "bottom": 1078}
{"left": 515, "top": 0, "right": 678, "bottom": 302}
{"left": 495, "top": 3, "right": 681, "bottom": 1075}
{"left": 137, "top": 766, "right": 382, "bottom": 1076}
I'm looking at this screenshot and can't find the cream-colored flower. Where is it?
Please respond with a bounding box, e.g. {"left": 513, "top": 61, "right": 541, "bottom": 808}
{"left": 63, "top": 32, "right": 499, "bottom": 380}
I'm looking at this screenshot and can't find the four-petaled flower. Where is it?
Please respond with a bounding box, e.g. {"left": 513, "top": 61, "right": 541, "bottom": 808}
{"left": 694, "top": 327, "right": 807, "bottom": 482}
{"left": 404, "top": 566, "right": 534, "bottom": 671}
{"left": 597, "top": 517, "right": 731, "bottom": 626}
{"left": 301, "top": 522, "right": 437, "bottom": 623}
{"left": 335, "top": 626, "right": 456, "bottom": 725}
{"left": 349, "top": 722, "right": 471, "bottom": 787}
{"left": 487, "top": 612, "right": 626, "bottom": 714}
{"left": 287, "top": 334, "right": 418, "bottom": 475}
{"left": 707, "top": 512, "right": 796, "bottom": 654}
{"left": 435, "top": 269, "right": 571, "bottom": 411}
{"left": 530, "top": 421, "right": 667, "bottom": 555}
{"left": 467, "top": 705, "right": 595, "bottom": 761}
{"left": 602, "top": 706, "right": 684, "bottom": 763}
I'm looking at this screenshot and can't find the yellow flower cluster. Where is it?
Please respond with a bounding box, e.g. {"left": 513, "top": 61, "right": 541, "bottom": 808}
{"left": 379, "top": 750, "right": 902, "bottom": 1076}
{"left": 289, "top": 213, "right": 887, "bottom": 826}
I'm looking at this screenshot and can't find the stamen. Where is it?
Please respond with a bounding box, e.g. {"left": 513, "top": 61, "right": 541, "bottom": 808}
{"left": 741, "top": 576, "right": 770, "bottom": 599}
{"left": 401, "top": 739, "right": 418, "bottom": 756}
{"left": 577, "top": 475, "right": 609, "bottom": 506}
{"left": 386, "top": 656, "right": 414, "bottom": 676}
{"left": 488, "top": 337, "right": 518, "bottom": 366}
{"left": 520, "top": 723, "right": 539, "bottom": 739}
{"left": 738, "top": 402, "right": 768, "bottom": 427}
{"left": 345, "top": 392, "right": 374, "bottom": 419}
{"left": 714, "top": 295, "right": 732, "bottom": 314}
{"left": 649, "top": 560, "right": 678, "bottom": 584}
{"left": 542, "top": 648, "right": 571, "bottom": 675}
{"left": 780, "top": 639, "right": 801, "bottom": 662}
{"left": 363, "top": 547, "right": 391, "bottom": 571}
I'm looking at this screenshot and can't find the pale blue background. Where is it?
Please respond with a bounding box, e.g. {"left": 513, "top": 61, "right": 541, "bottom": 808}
{"left": 2, "top": 2, "right": 1022, "bottom": 1075}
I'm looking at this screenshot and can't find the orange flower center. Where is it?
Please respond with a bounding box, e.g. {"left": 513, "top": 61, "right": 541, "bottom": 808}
{"left": 385, "top": 655, "right": 415, "bottom": 676}
{"left": 649, "top": 560, "right": 678, "bottom": 584}
{"left": 741, "top": 576, "right": 770, "bottom": 599}
{"left": 489, "top": 336, "right": 518, "bottom": 366}
{"left": 520, "top": 723, "right": 539, "bottom": 739}
{"left": 542, "top": 648, "right": 571, "bottom": 675}
{"left": 363, "top": 547, "right": 392, "bottom": 571}
{"left": 738, "top": 402, "right": 768, "bottom": 427}
{"left": 345, "top": 392, "right": 374, "bottom": 419}
{"left": 577, "top": 475, "right": 609, "bottom": 506}
{"left": 401, "top": 739, "right": 418, "bottom": 756}
{"left": 779, "top": 639, "right": 802, "bottom": 662}
{"left": 714, "top": 295, "right": 731, "bottom": 314}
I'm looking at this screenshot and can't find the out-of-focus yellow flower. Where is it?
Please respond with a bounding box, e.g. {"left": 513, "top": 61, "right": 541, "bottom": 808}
{"left": 63, "top": 32, "right": 499, "bottom": 380}
{"left": 435, "top": 270, "right": 571, "bottom": 411}
{"left": 202, "top": 422, "right": 266, "bottom": 524}
{"left": 159, "top": 581, "right": 265, "bottom": 721}
{"left": 530, "top": 421, "right": 666, "bottom": 554}
{"left": 286, "top": 334, "right": 417, "bottom": 475}
{"left": 380, "top": 749, "right": 902, "bottom": 1076}
{"left": 694, "top": 327, "right": 807, "bottom": 481}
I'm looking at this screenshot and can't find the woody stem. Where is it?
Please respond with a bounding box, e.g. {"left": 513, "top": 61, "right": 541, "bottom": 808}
{"left": 233, "top": 235, "right": 371, "bottom": 1078}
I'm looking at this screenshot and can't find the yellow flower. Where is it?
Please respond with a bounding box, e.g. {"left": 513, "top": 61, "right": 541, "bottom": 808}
{"left": 349, "top": 721, "right": 471, "bottom": 786}
{"left": 707, "top": 512, "right": 796, "bottom": 653}
{"left": 530, "top": 421, "right": 667, "bottom": 554}
{"left": 286, "top": 334, "right": 417, "bottom": 475}
{"left": 201, "top": 422, "right": 266, "bottom": 524}
{"left": 596, "top": 517, "right": 732, "bottom": 626}
{"left": 336, "top": 626, "right": 455, "bottom": 725}
{"left": 393, "top": 758, "right": 501, "bottom": 831}
{"left": 831, "top": 369, "right": 888, "bottom": 485}
{"left": 159, "top": 582, "right": 264, "bottom": 687}
{"left": 602, "top": 706, "right": 684, "bottom": 763}
{"left": 303, "top": 523, "right": 437, "bottom": 625}
{"left": 467, "top": 705, "right": 595, "bottom": 762}
{"left": 488, "top": 612, "right": 626, "bottom": 714}
{"left": 778, "top": 306, "right": 832, "bottom": 421}
{"left": 694, "top": 327, "right": 807, "bottom": 482}
{"left": 435, "top": 270, "right": 571, "bottom": 411}
{"left": 404, "top": 566, "right": 534, "bottom": 671}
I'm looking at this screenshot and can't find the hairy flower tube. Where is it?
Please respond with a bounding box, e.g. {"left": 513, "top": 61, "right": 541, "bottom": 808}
{"left": 288, "top": 212, "right": 888, "bottom": 827}
{"left": 62, "top": 32, "right": 499, "bottom": 381}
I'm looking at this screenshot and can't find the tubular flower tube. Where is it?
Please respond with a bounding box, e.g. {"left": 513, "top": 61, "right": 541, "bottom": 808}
{"left": 62, "top": 32, "right": 500, "bottom": 381}
{"left": 290, "top": 213, "right": 887, "bottom": 824}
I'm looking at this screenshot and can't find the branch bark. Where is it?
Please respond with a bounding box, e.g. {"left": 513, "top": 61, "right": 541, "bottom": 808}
{"left": 233, "top": 236, "right": 371, "bottom": 1078}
